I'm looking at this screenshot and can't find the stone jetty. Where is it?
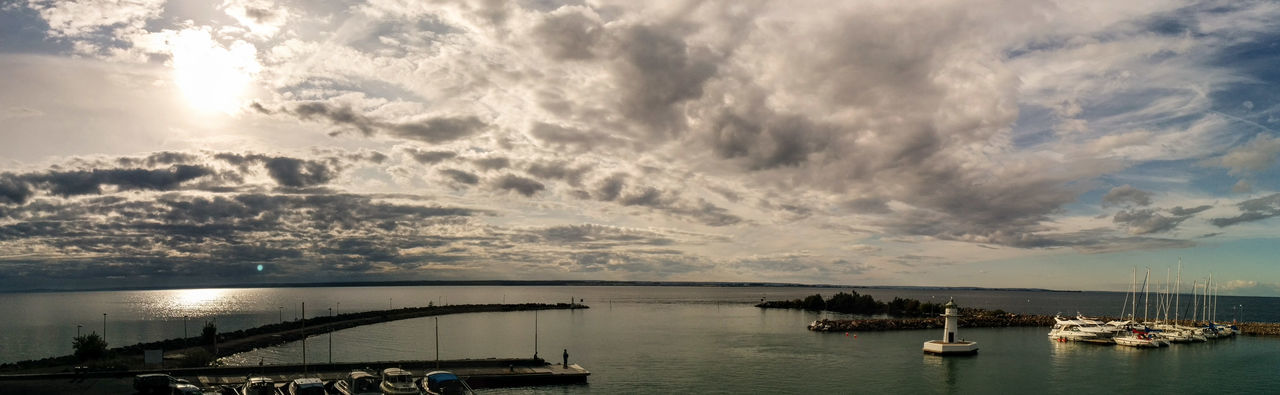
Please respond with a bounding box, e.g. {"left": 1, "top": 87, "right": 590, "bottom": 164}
{"left": 808, "top": 311, "right": 1054, "bottom": 332}
{"left": 1, "top": 303, "right": 586, "bottom": 373}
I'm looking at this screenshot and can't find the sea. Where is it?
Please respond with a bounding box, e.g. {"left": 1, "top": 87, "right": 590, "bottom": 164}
{"left": 2, "top": 285, "right": 1278, "bottom": 393}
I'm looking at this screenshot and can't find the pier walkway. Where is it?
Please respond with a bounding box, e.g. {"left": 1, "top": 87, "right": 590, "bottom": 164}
{"left": 0, "top": 358, "right": 589, "bottom": 393}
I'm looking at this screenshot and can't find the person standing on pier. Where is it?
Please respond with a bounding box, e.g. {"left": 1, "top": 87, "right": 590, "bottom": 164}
{"left": 563, "top": 349, "right": 569, "bottom": 367}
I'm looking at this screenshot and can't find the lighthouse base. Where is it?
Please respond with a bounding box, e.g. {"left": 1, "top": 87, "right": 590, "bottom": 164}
{"left": 922, "top": 340, "right": 978, "bottom": 356}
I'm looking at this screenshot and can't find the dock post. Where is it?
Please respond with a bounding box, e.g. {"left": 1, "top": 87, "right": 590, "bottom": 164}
{"left": 435, "top": 317, "right": 440, "bottom": 368}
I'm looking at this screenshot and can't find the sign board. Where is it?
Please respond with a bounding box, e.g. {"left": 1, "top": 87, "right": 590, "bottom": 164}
{"left": 144, "top": 349, "right": 163, "bottom": 365}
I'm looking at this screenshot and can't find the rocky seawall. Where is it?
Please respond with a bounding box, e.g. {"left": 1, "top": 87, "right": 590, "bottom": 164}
{"left": 807, "top": 314, "right": 1054, "bottom": 332}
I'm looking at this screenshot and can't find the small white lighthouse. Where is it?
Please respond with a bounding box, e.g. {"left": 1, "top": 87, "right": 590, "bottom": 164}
{"left": 923, "top": 298, "right": 978, "bottom": 355}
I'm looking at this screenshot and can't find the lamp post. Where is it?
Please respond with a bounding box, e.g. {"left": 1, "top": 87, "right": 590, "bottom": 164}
{"left": 183, "top": 315, "right": 189, "bottom": 347}
{"left": 76, "top": 324, "right": 81, "bottom": 337}
{"left": 278, "top": 306, "right": 283, "bottom": 324}
{"left": 328, "top": 307, "right": 333, "bottom": 365}
{"left": 102, "top": 313, "right": 107, "bottom": 345}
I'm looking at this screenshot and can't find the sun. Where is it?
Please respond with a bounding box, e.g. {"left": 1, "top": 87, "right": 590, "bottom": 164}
{"left": 169, "top": 29, "right": 260, "bottom": 114}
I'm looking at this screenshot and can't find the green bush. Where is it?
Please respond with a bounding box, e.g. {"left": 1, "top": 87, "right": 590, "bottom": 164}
{"left": 72, "top": 332, "right": 108, "bottom": 361}
{"left": 201, "top": 321, "right": 217, "bottom": 346}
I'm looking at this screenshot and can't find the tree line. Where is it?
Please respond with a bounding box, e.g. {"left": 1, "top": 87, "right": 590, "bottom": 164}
{"left": 756, "top": 290, "right": 946, "bottom": 317}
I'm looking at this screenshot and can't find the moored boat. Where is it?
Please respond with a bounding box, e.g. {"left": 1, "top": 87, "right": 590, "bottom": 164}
{"left": 419, "top": 371, "right": 475, "bottom": 395}
{"left": 238, "top": 377, "right": 276, "bottom": 395}
{"left": 380, "top": 368, "right": 420, "bottom": 395}
{"left": 332, "top": 370, "right": 382, "bottom": 395}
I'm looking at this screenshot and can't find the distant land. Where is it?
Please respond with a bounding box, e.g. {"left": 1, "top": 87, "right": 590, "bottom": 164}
{"left": 0, "top": 280, "right": 1083, "bottom": 294}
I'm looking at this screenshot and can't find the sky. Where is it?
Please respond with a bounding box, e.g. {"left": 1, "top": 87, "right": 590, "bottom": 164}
{"left": 1, "top": 0, "right": 1279, "bottom": 295}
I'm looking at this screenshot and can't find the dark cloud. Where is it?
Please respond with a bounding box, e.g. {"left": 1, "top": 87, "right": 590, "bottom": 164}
{"left": 472, "top": 156, "right": 511, "bottom": 171}
{"left": 387, "top": 116, "right": 489, "bottom": 143}
{"left": 289, "top": 102, "right": 487, "bottom": 144}
{"left": 528, "top": 122, "right": 626, "bottom": 152}
{"left": 214, "top": 153, "right": 340, "bottom": 188}
{"left": 262, "top": 157, "right": 336, "bottom": 188}
{"left": 608, "top": 24, "right": 718, "bottom": 136}
{"left": 293, "top": 102, "right": 376, "bottom": 135}
{"left": 844, "top": 197, "right": 892, "bottom": 214}
{"left": 24, "top": 165, "right": 214, "bottom": 197}
{"left": 1102, "top": 184, "right": 1154, "bottom": 207}
{"left": 1210, "top": 193, "right": 1280, "bottom": 227}
{"left": 403, "top": 148, "right": 458, "bottom": 164}
{"left": 532, "top": 6, "right": 602, "bottom": 60}
{"left": 0, "top": 175, "right": 33, "bottom": 205}
{"left": 620, "top": 187, "right": 667, "bottom": 207}
{"left": 709, "top": 110, "right": 828, "bottom": 169}
{"left": 493, "top": 174, "right": 545, "bottom": 196}
{"left": 1113, "top": 208, "right": 1190, "bottom": 235}
{"left": 593, "top": 173, "right": 626, "bottom": 201}
{"left": 1110, "top": 204, "right": 1214, "bottom": 235}
{"left": 525, "top": 160, "right": 590, "bottom": 186}
{"left": 439, "top": 169, "right": 480, "bottom": 185}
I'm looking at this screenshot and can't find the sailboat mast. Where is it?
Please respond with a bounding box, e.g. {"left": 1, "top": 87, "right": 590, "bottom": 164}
{"left": 1130, "top": 267, "right": 1137, "bottom": 320}
{"left": 1143, "top": 267, "right": 1150, "bottom": 323}
{"left": 1175, "top": 260, "right": 1181, "bottom": 323}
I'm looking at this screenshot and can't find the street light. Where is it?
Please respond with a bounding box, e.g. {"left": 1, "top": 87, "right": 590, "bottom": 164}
{"left": 328, "top": 307, "right": 333, "bottom": 365}
{"left": 278, "top": 306, "right": 283, "bottom": 324}
{"left": 102, "top": 313, "right": 107, "bottom": 345}
{"left": 183, "top": 315, "right": 189, "bottom": 347}
{"left": 76, "top": 324, "right": 81, "bottom": 337}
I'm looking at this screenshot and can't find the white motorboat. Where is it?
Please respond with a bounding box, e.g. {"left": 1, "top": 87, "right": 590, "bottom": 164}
{"left": 238, "top": 377, "right": 275, "bottom": 395}
{"left": 332, "top": 370, "right": 382, "bottom": 395}
{"left": 286, "top": 377, "right": 325, "bottom": 395}
{"left": 1113, "top": 330, "right": 1160, "bottom": 348}
{"left": 1049, "top": 316, "right": 1112, "bottom": 343}
{"left": 380, "top": 368, "right": 420, "bottom": 395}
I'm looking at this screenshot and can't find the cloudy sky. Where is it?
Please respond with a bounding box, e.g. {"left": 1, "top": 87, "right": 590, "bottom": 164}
{"left": 1, "top": 0, "right": 1278, "bottom": 294}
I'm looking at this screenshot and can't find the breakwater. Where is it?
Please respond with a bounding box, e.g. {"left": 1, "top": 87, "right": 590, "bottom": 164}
{"left": 0, "top": 303, "right": 586, "bottom": 372}
{"left": 807, "top": 312, "right": 1054, "bottom": 332}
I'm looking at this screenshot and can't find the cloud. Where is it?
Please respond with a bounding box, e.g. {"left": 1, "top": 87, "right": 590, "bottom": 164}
{"left": 23, "top": 165, "right": 214, "bottom": 197}
{"left": 289, "top": 102, "right": 489, "bottom": 144}
{"left": 213, "top": 153, "right": 341, "bottom": 188}
{"left": 493, "top": 174, "right": 545, "bottom": 196}
{"left": 221, "top": 0, "right": 290, "bottom": 38}
{"left": 439, "top": 168, "right": 479, "bottom": 185}
{"left": 472, "top": 156, "right": 510, "bottom": 171}
{"left": 402, "top": 148, "right": 458, "bottom": 164}
{"left": 1102, "top": 185, "right": 1154, "bottom": 207}
{"left": 1112, "top": 204, "right": 1211, "bottom": 235}
{"left": 1209, "top": 133, "right": 1280, "bottom": 176}
{"left": 1210, "top": 193, "right": 1280, "bottom": 227}
{"left": 27, "top": 0, "right": 165, "bottom": 38}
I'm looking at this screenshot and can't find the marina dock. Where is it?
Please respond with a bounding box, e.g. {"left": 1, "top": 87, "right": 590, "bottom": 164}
{"left": 0, "top": 358, "right": 589, "bottom": 393}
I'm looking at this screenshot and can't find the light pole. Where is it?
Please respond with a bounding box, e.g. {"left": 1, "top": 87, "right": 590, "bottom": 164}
{"left": 278, "top": 306, "right": 283, "bottom": 324}
{"left": 102, "top": 313, "right": 107, "bottom": 345}
{"left": 328, "top": 307, "right": 333, "bottom": 365}
{"left": 76, "top": 324, "right": 81, "bottom": 337}
{"left": 183, "top": 315, "right": 189, "bottom": 347}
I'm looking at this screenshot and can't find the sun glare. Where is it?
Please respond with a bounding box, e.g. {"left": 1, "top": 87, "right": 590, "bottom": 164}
{"left": 170, "top": 29, "right": 260, "bottom": 114}
{"left": 175, "top": 288, "right": 227, "bottom": 307}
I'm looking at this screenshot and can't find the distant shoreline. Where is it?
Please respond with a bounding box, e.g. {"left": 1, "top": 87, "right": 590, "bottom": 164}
{"left": 0, "top": 280, "right": 1082, "bottom": 294}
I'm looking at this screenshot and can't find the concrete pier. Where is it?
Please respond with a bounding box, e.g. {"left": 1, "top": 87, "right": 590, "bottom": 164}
{"left": 0, "top": 358, "right": 589, "bottom": 393}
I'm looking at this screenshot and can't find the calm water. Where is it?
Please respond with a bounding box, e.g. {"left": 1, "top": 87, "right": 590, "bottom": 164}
{"left": 3, "top": 286, "right": 1278, "bottom": 393}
